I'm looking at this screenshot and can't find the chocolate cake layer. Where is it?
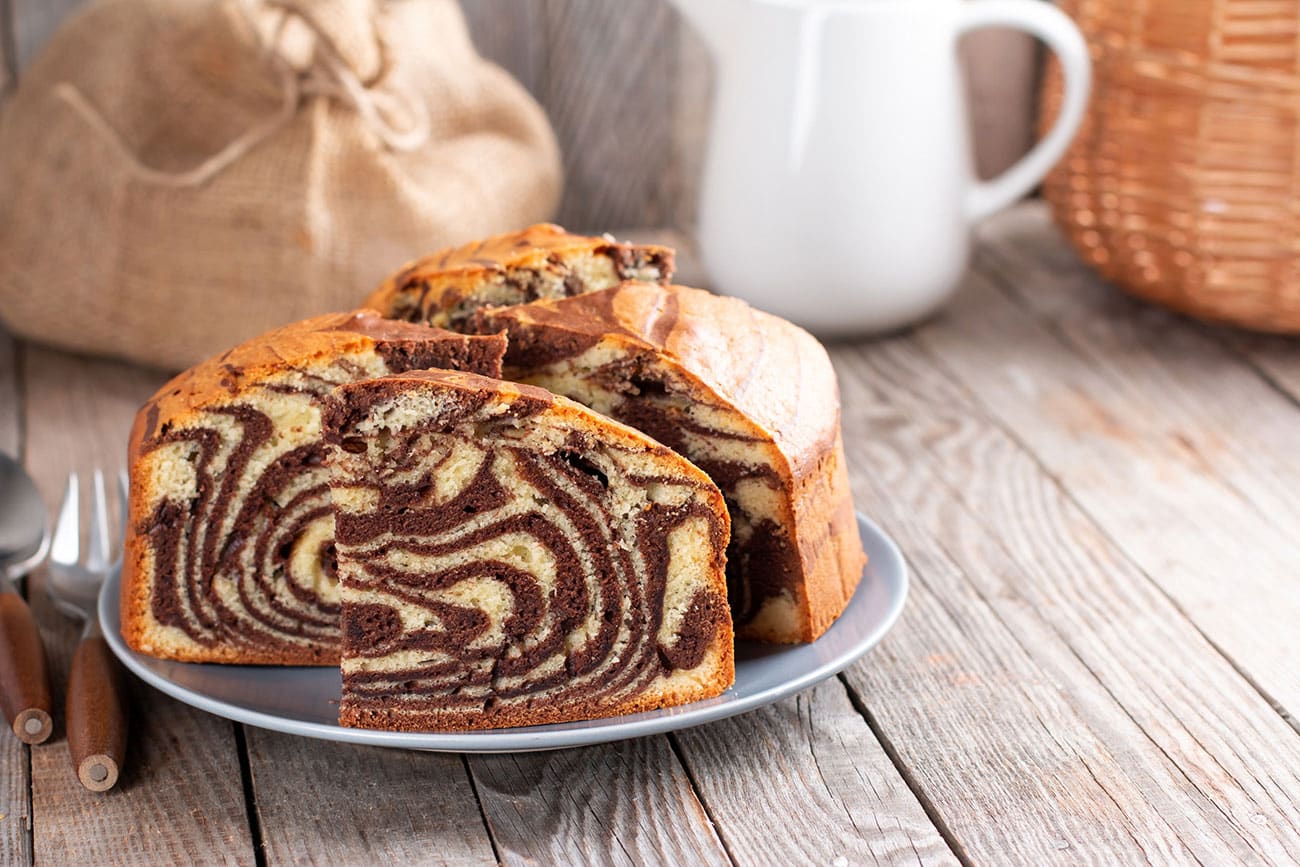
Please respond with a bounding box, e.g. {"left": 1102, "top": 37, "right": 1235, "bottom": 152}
{"left": 327, "top": 370, "right": 735, "bottom": 731}
{"left": 121, "top": 311, "right": 506, "bottom": 665}
{"left": 364, "top": 224, "right": 675, "bottom": 329}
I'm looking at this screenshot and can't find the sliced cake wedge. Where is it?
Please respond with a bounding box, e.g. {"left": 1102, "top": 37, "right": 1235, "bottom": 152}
{"left": 325, "top": 369, "right": 734, "bottom": 731}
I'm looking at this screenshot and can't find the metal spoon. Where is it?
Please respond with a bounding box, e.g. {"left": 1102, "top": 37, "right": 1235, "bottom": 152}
{"left": 0, "top": 452, "right": 54, "bottom": 744}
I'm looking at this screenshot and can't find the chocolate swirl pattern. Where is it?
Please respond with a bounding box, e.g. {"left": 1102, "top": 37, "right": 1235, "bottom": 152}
{"left": 326, "top": 370, "right": 734, "bottom": 731}
{"left": 475, "top": 283, "right": 867, "bottom": 644}
{"left": 364, "top": 224, "right": 674, "bottom": 329}
{"left": 121, "top": 312, "right": 506, "bottom": 665}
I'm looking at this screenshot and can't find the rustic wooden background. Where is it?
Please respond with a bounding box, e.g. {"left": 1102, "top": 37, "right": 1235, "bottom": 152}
{"left": 0, "top": 0, "right": 1042, "bottom": 232}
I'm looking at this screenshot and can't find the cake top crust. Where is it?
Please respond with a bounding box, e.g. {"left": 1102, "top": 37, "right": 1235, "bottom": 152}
{"left": 363, "top": 224, "right": 674, "bottom": 314}
{"left": 131, "top": 310, "right": 506, "bottom": 455}
{"left": 476, "top": 283, "right": 842, "bottom": 477}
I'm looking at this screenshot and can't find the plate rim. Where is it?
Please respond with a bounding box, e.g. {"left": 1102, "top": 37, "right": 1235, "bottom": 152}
{"left": 100, "top": 512, "right": 907, "bottom": 753}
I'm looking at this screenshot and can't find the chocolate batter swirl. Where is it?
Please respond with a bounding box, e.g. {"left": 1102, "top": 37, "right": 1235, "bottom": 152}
{"left": 140, "top": 394, "right": 342, "bottom": 661}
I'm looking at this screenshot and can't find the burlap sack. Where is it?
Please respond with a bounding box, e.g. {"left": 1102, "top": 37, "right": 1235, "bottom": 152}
{"left": 0, "top": 0, "right": 562, "bottom": 370}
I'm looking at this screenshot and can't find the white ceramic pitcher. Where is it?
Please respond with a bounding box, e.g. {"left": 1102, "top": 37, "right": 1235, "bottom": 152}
{"left": 672, "top": 0, "right": 1091, "bottom": 334}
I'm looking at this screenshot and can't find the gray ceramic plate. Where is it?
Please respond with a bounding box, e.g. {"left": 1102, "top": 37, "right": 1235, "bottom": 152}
{"left": 100, "top": 513, "right": 906, "bottom": 753}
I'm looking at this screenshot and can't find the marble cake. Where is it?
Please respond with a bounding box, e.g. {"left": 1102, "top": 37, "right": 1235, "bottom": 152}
{"left": 473, "top": 283, "right": 866, "bottom": 643}
{"left": 364, "top": 224, "right": 674, "bottom": 330}
{"left": 121, "top": 311, "right": 506, "bottom": 665}
{"left": 325, "top": 370, "right": 735, "bottom": 730}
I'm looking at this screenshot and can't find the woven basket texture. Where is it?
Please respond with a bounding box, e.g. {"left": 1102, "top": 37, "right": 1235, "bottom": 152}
{"left": 1042, "top": 0, "right": 1300, "bottom": 333}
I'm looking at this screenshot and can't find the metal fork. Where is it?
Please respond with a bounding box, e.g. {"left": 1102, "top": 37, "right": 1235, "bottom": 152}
{"left": 47, "top": 470, "right": 129, "bottom": 792}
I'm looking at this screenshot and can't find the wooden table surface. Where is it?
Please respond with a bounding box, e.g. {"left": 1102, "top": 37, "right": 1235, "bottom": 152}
{"left": 1, "top": 202, "right": 1298, "bottom": 865}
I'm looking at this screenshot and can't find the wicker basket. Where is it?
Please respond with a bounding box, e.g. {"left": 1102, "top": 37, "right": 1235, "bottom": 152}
{"left": 1041, "top": 0, "right": 1300, "bottom": 333}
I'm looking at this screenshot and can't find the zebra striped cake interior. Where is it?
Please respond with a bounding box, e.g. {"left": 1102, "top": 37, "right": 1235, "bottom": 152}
{"left": 121, "top": 312, "right": 506, "bottom": 665}
{"left": 326, "top": 369, "right": 735, "bottom": 731}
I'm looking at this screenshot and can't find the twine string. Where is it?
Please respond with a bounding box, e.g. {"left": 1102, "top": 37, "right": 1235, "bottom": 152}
{"left": 51, "top": 0, "right": 430, "bottom": 188}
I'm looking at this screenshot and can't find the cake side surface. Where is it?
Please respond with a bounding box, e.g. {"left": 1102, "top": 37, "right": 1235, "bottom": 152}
{"left": 364, "top": 225, "right": 675, "bottom": 329}
{"left": 475, "top": 284, "right": 866, "bottom": 643}
{"left": 326, "top": 369, "right": 734, "bottom": 731}
{"left": 121, "top": 312, "right": 506, "bottom": 665}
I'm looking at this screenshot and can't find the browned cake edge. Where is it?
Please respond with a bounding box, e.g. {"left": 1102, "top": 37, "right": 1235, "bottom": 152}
{"left": 336, "top": 678, "right": 731, "bottom": 732}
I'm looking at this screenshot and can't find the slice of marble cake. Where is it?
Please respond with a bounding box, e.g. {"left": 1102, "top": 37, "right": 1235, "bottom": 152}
{"left": 325, "top": 370, "right": 734, "bottom": 731}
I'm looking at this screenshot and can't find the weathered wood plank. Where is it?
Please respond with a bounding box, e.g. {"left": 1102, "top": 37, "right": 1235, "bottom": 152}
{"left": 469, "top": 737, "right": 730, "bottom": 865}
{"left": 668, "top": 18, "right": 711, "bottom": 232}
{"left": 1218, "top": 331, "right": 1300, "bottom": 410}
{"left": 17, "top": 346, "right": 164, "bottom": 488}
{"left": 245, "top": 730, "right": 496, "bottom": 866}
{"left": 832, "top": 467, "right": 1198, "bottom": 864}
{"left": 30, "top": 683, "right": 254, "bottom": 865}
{"left": 0, "top": 721, "right": 29, "bottom": 866}
{"left": 543, "top": 0, "right": 678, "bottom": 231}
{"left": 461, "top": 0, "right": 546, "bottom": 98}
{"left": 673, "top": 678, "right": 957, "bottom": 866}
{"left": 0, "top": 327, "right": 31, "bottom": 866}
{"left": 20, "top": 346, "right": 257, "bottom": 865}
{"left": 830, "top": 321, "right": 1300, "bottom": 863}
{"left": 11, "top": 0, "right": 83, "bottom": 71}
{"left": 0, "top": 0, "right": 15, "bottom": 100}
{"left": 969, "top": 204, "right": 1300, "bottom": 723}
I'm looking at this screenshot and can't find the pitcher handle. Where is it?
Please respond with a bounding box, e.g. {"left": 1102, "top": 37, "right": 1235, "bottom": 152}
{"left": 959, "top": 0, "right": 1091, "bottom": 222}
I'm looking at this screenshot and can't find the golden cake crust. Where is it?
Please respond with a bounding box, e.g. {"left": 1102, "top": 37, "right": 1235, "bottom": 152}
{"left": 477, "top": 284, "right": 866, "bottom": 642}
{"left": 122, "top": 311, "right": 506, "bottom": 665}
{"left": 129, "top": 310, "right": 496, "bottom": 429}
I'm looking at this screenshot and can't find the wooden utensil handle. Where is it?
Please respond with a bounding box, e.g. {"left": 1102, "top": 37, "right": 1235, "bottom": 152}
{"left": 67, "top": 635, "right": 128, "bottom": 791}
{"left": 0, "top": 591, "right": 53, "bottom": 744}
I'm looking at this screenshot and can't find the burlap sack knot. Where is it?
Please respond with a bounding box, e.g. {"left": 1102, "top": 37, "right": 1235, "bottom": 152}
{"left": 0, "top": 0, "right": 562, "bottom": 369}
{"left": 57, "top": 0, "right": 435, "bottom": 186}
